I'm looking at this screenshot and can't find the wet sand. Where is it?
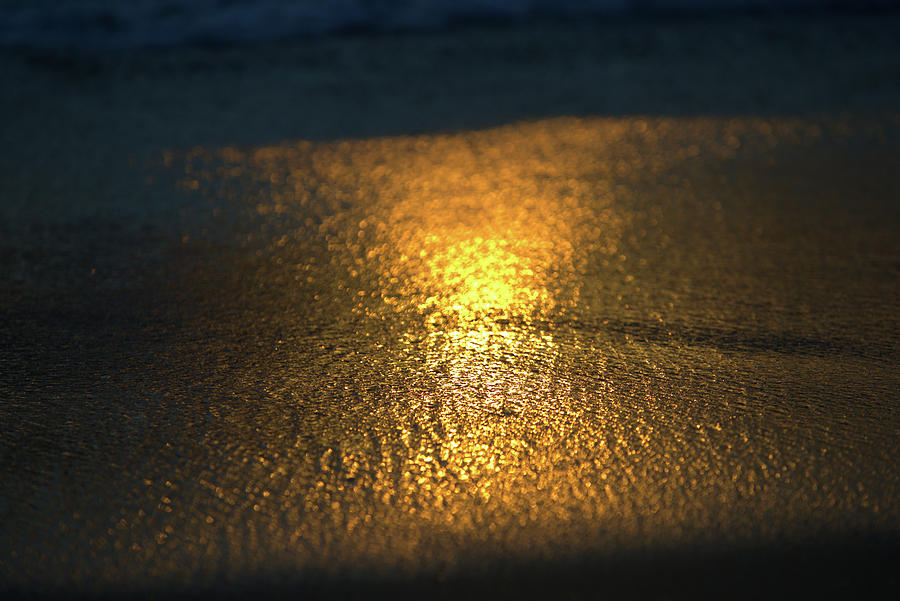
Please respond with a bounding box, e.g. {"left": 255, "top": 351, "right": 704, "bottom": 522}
{"left": 2, "top": 11, "right": 900, "bottom": 600}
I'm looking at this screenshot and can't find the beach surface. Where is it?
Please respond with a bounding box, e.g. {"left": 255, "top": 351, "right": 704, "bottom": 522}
{"left": 2, "top": 11, "right": 900, "bottom": 600}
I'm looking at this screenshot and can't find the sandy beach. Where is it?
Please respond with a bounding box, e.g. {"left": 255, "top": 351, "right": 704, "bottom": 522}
{"left": 2, "top": 10, "right": 900, "bottom": 600}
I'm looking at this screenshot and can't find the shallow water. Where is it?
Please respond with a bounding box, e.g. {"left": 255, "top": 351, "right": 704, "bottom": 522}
{"left": 2, "top": 115, "right": 899, "bottom": 597}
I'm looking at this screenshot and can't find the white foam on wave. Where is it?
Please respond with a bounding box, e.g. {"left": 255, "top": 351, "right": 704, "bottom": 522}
{"left": 0, "top": 0, "right": 894, "bottom": 49}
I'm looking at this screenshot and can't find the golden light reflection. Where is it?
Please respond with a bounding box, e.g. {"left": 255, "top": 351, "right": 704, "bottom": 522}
{"left": 147, "top": 116, "right": 897, "bottom": 575}
{"left": 167, "top": 121, "right": 637, "bottom": 562}
{"left": 417, "top": 326, "right": 560, "bottom": 424}
{"left": 318, "top": 125, "right": 627, "bottom": 328}
{"left": 416, "top": 235, "right": 552, "bottom": 319}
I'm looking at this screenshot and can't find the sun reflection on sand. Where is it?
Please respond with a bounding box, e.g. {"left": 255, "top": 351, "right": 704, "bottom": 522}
{"left": 344, "top": 131, "right": 604, "bottom": 508}
{"left": 138, "top": 116, "right": 900, "bottom": 576}
{"left": 416, "top": 235, "right": 552, "bottom": 318}
{"left": 164, "top": 121, "right": 636, "bottom": 556}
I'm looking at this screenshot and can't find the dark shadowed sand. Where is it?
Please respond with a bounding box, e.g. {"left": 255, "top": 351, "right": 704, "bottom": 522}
{"left": 2, "top": 11, "right": 899, "bottom": 600}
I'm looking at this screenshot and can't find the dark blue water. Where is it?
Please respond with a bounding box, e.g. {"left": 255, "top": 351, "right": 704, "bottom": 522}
{"left": 1, "top": 0, "right": 897, "bottom": 49}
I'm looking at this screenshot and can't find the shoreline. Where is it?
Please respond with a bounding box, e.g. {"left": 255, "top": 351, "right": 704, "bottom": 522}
{"left": 2, "top": 10, "right": 899, "bottom": 599}
{"left": 2, "top": 10, "right": 899, "bottom": 226}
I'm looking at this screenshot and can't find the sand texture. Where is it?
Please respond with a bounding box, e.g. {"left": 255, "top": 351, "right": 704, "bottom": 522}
{"left": 2, "top": 11, "right": 899, "bottom": 600}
